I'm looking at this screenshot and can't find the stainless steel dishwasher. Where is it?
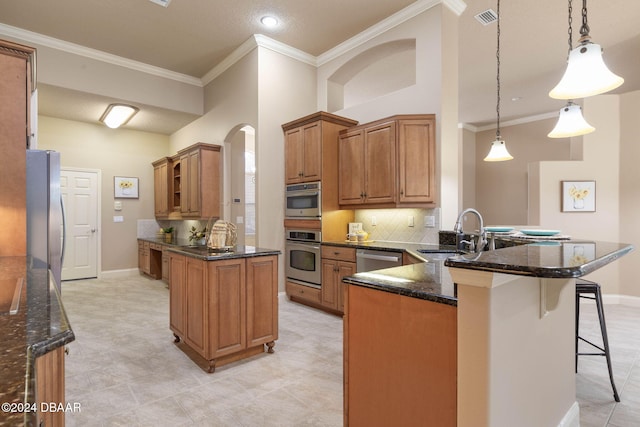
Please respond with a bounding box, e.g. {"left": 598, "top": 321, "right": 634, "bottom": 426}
{"left": 356, "top": 249, "right": 402, "bottom": 272}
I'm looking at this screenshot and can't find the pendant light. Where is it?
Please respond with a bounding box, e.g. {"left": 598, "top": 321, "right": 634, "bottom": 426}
{"left": 548, "top": 0, "right": 595, "bottom": 138}
{"left": 549, "top": 0, "right": 623, "bottom": 99}
{"left": 484, "top": 0, "right": 513, "bottom": 162}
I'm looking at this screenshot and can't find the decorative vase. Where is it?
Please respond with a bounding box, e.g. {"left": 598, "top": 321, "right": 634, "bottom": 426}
{"left": 164, "top": 233, "right": 173, "bottom": 243}
{"left": 573, "top": 198, "right": 584, "bottom": 209}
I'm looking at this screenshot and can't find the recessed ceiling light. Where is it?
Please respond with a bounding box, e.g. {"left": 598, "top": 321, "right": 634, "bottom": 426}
{"left": 260, "top": 16, "right": 278, "bottom": 28}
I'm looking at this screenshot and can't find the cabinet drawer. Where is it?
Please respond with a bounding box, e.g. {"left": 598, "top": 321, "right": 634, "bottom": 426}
{"left": 321, "top": 246, "right": 356, "bottom": 262}
{"left": 150, "top": 243, "right": 163, "bottom": 251}
{"left": 286, "top": 281, "right": 321, "bottom": 303}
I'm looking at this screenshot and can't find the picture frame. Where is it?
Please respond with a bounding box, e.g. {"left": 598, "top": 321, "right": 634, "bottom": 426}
{"left": 561, "top": 180, "right": 595, "bottom": 212}
{"left": 114, "top": 176, "right": 139, "bottom": 199}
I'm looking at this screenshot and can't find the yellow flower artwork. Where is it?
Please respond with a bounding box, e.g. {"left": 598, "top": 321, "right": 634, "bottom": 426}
{"left": 114, "top": 176, "right": 139, "bottom": 198}
{"left": 562, "top": 181, "right": 595, "bottom": 212}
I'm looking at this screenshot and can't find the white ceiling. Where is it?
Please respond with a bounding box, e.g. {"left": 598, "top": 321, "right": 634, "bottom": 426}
{"left": 1, "top": 0, "right": 638, "bottom": 134}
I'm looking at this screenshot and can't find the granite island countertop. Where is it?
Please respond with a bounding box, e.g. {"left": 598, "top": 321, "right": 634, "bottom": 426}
{"left": 166, "top": 244, "right": 280, "bottom": 261}
{"left": 0, "top": 257, "right": 75, "bottom": 427}
{"left": 340, "top": 239, "right": 634, "bottom": 307}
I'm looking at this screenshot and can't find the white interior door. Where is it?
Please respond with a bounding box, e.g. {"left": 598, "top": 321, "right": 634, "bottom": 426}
{"left": 61, "top": 169, "right": 99, "bottom": 280}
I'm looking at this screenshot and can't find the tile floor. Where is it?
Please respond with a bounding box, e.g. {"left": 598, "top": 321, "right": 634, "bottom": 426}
{"left": 61, "top": 275, "right": 640, "bottom": 426}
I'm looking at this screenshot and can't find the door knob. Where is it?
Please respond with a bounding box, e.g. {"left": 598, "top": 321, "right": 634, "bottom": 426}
{"left": 91, "top": 228, "right": 96, "bottom": 233}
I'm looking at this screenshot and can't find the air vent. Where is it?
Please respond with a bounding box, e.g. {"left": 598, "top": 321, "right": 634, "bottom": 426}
{"left": 149, "top": 0, "right": 171, "bottom": 7}
{"left": 474, "top": 9, "right": 498, "bottom": 25}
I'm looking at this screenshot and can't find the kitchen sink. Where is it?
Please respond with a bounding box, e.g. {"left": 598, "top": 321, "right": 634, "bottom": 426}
{"left": 417, "top": 250, "right": 465, "bottom": 261}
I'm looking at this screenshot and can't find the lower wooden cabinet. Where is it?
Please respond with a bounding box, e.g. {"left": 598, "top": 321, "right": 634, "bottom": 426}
{"left": 321, "top": 246, "right": 356, "bottom": 313}
{"left": 35, "top": 346, "right": 66, "bottom": 427}
{"left": 169, "top": 253, "right": 278, "bottom": 372}
{"left": 137, "top": 239, "right": 163, "bottom": 280}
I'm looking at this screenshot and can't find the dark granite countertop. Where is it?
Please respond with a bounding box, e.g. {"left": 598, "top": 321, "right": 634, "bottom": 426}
{"left": 166, "top": 244, "right": 280, "bottom": 261}
{"left": 0, "top": 257, "right": 75, "bottom": 427}
{"left": 339, "top": 239, "right": 634, "bottom": 307}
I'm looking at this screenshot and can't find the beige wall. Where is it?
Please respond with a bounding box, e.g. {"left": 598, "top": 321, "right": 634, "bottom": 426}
{"left": 619, "top": 90, "right": 640, "bottom": 297}
{"left": 37, "top": 115, "right": 170, "bottom": 272}
{"left": 475, "top": 118, "right": 571, "bottom": 225}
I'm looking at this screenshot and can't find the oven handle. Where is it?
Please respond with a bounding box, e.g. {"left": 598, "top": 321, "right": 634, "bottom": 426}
{"left": 356, "top": 252, "right": 401, "bottom": 263}
{"left": 286, "top": 242, "right": 321, "bottom": 251}
{"left": 287, "top": 191, "right": 319, "bottom": 197}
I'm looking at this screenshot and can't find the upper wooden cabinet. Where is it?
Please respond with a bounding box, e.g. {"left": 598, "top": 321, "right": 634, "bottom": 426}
{"left": 152, "top": 157, "right": 172, "bottom": 218}
{"left": 0, "top": 39, "right": 35, "bottom": 257}
{"left": 282, "top": 111, "right": 358, "bottom": 186}
{"left": 338, "top": 114, "right": 436, "bottom": 208}
{"left": 152, "top": 143, "right": 222, "bottom": 220}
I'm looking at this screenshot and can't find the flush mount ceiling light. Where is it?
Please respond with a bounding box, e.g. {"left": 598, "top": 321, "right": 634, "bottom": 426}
{"left": 549, "top": 0, "right": 623, "bottom": 99}
{"left": 99, "top": 104, "right": 139, "bottom": 129}
{"left": 260, "top": 16, "right": 278, "bottom": 28}
{"left": 148, "top": 0, "right": 171, "bottom": 7}
{"left": 484, "top": 0, "right": 513, "bottom": 162}
{"left": 548, "top": 101, "right": 595, "bottom": 138}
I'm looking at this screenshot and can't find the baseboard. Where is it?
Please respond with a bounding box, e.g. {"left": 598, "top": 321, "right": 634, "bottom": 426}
{"left": 558, "top": 401, "right": 580, "bottom": 427}
{"left": 100, "top": 268, "right": 141, "bottom": 279}
{"left": 602, "top": 294, "right": 640, "bottom": 307}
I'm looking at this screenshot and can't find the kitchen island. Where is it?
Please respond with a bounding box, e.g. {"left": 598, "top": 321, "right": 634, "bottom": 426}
{"left": 342, "top": 240, "right": 633, "bottom": 427}
{"left": 0, "top": 257, "right": 75, "bottom": 427}
{"left": 165, "top": 245, "right": 280, "bottom": 373}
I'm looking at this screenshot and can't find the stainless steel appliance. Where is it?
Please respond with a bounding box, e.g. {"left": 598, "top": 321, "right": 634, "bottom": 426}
{"left": 26, "top": 150, "right": 65, "bottom": 291}
{"left": 285, "top": 181, "right": 321, "bottom": 218}
{"left": 356, "top": 249, "right": 402, "bottom": 273}
{"left": 285, "top": 229, "right": 321, "bottom": 288}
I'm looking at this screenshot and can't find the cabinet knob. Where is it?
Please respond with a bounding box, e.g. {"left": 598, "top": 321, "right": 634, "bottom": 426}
{"left": 65, "top": 346, "right": 70, "bottom": 355}
{"left": 400, "top": 189, "right": 404, "bottom": 195}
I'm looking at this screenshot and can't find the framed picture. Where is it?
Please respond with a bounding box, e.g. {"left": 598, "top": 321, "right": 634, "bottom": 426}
{"left": 561, "top": 180, "right": 595, "bottom": 212}
{"left": 114, "top": 176, "right": 139, "bottom": 199}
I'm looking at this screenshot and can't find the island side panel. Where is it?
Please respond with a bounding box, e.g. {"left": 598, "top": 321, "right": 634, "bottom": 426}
{"left": 344, "top": 284, "right": 457, "bottom": 427}
{"left": 454, "top": 271, "right": 577, "bottom": 427}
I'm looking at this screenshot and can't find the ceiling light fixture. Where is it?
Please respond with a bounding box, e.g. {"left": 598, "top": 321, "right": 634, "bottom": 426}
{"left": 148, "top": 0, "right": 171, "bottom": 7}
{"left": 549, "top": 0, "right": 623, "bottom": 99}
{"left": 549, "top": 0, "right": 595, "bottom": 138}
{"left": 99, "top": 104, "right": 139, "bottom": 129}
{"left": 260, "top": 16, "right": 278, "bottom": 28}
{"left": 484, "top": 0, "right": 513, "bottom": 162}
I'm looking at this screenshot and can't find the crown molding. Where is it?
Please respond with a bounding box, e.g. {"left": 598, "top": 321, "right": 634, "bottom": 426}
{"left": 317, "top": 0, "right": 465, "bottom": 67}
{"left": 465, "top": 111, "right": 560, "bottom": 133}
{"left": 0, "top": 23, "right": 202, "bottom": 87}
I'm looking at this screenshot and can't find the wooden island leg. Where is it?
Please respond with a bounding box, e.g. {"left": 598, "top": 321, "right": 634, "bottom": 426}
{"left": 266, "top": 341, "right": 275, "bottom": 353}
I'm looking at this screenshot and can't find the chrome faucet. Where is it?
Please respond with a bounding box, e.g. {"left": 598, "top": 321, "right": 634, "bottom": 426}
{"left": 453, "top": 208, "right": 487, "bottom": 253}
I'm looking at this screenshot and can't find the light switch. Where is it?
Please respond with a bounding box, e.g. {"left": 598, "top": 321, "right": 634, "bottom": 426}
{"left": 114, "top": 201, "right": 122, "bottom": 211}
{"left": 236, "top": 216, "right": 244, "bottom": 224}
{"left": 425, "top": 216, "right": 435, "bottom": 228}
{"left": 113, "top": 216, "right": 124, "bottom": 223}
{"left": 408, "top": 216, "right": 414, "bottom": 227}
{"left": 371, "top": 216, "right": 377, "bottom": 226}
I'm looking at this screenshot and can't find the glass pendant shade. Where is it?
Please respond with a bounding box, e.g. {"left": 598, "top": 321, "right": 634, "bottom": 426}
{"left": 548, "top": 103, "right": 595, "bottom": 138}
{"left": 549, "top": 43, "right": 624, "bottom": 99}
{"left": 484, "top": 138, "right": 513, "bottom": 162}
{"left": 99, "top": 104, "right": 139, "bottom": 128}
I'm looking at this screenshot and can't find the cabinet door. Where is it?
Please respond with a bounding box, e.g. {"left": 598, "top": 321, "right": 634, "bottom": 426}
{"left": 185, "top": 257, "right": 207, "bottom": 356}
{"left": 246, "top": 255, "right": 278, "bottom": 347}
{"left": 338, "top": 130, "right": 365, "bottom": 205}
{"left": 285, "top": 127, "right": 303, "bottom": 184}
{"left": 142, "top": 241, "right": 151, "bottom": 274}
{"left": 180, "top": 149, "right": 201, "bottom": 216}
{"left": 207, "top": 258, "right": 246, "bottom": 358}
{"left": 153, "top": 161, "right": 170, "bottom": 217}
{"left": 364, "top": 121, "right": 396, "bottom": 204}
{"left": 321, "top": 259, "right": 339, "bottom": 309}
{"left": 301, "top": 121, "right": 322, "bottom": 182}
{"left": 398, "top": 118, "right": 436, "bottom": 203}
{"left": 169, "top": 253, "right": 187, "bottom": 338}
{"left": 138, "top": 241, "right": 144, "bottom": 272}
{"left": 337, "top": 262, "right": 356, "bottom": 313}
{"left": 161, "top": 249, "right": 170, "bottom": 282}
{"left": 35, "top": 346, "right": 65, "bottom": 427}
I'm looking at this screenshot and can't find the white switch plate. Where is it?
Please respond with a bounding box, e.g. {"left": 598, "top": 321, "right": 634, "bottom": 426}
{"left": 236, "top": 216, "right": 244, "bottom": 224}
{"left": 425, "top": 216, "right": 435, "bottom": 227}
{"left": 113, "top": 216, "right": 124, "bottom": 223}
{"left": 408, "top": 215, "right": 414, "bottom": 227}
{"left": 371, "top": 216, "right": 377, "bottom": 226}
{"left": 114, "top": 201, "right": 122, "bottom": 211}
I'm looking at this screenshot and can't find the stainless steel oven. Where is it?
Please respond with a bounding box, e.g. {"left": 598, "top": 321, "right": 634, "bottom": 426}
{"left": 285, "top": 229, "right": 321, "bottom": 288}
{"left": 285, "top": 181, "right": 321, "bottom": 219}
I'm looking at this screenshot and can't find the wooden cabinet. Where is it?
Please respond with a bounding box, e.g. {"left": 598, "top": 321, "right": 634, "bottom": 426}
{"left": 321, "top": 246, "right": 356, "bottom": 313}
{"left": 138, "top": 240, "right": 162, "bottom": 279}
{"left": 35, "top": 346, "right": 66, "bottom": 427}
{"left": 282, "top": 111, "right": 358, "bottom": 192}
{"left": 151, "top": 143, "right": 221, "bottom": 220}
{"left": 138, "top": 240, "right": 150, "bottom": 275}
{"left": 338, "top": 115, "right": 436, "bottom": 208}
{"left": 169, "top": 253, "right": 278, "bottom": 373}
{"left": 161, "top": 247, "right": 170, "bottom": 282}
{"left": 0, "top": 40, "right": 35, "bottom": 257}
{"left": 344, "top": 285, "right": 456, "bottom": 426}
{"left": 152, "top": 157, "right": 172, "bottom": 218}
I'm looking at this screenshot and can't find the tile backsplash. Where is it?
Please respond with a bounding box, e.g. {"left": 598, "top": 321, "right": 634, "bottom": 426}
{"left": 354, "top": 208, "right": 441, "bottom": 244}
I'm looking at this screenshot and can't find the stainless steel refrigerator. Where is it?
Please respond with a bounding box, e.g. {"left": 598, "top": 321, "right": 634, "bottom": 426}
{"left": 26, "top": 150, "right": 64, "bottom": 291}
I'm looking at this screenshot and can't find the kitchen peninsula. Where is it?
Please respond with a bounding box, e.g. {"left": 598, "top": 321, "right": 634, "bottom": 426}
{"left": 165, "top": 245, "right": 280, "bottom": 373}
{"left": 342, "top": 240, "right": 633, "bottom": 427}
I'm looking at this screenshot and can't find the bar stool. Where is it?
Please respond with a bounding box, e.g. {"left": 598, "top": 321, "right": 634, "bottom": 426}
{"left": 575, "top": 279, "right": 620, "bottom": 402}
